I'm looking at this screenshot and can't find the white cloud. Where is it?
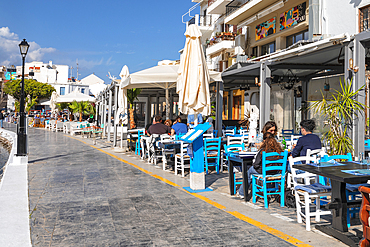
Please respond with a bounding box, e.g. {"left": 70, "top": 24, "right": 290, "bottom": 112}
{"left": 0, "top": 27, "right": 56, "bottom": 66}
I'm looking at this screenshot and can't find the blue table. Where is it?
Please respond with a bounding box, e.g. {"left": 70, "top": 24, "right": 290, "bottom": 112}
{"left": 294, "top": 161, "right": 370, "bottom": 246}
{"left": 227, "top": 152, "right": 256, "bottom": 201}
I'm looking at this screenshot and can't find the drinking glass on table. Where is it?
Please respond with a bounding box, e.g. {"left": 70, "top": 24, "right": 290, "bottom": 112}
{"left": 359, "top": 152, "right": 365, "bottom": 164}
{"left": 366, "top": 157, "right": 370, "bottom": 169}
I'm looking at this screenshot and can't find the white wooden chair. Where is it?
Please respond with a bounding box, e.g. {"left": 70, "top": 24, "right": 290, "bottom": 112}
{"left": 203, "top": 133, "right": 213, "bottom": 139}
{"left": 227, "top": 135, "right": 244, "bottom": 146}
{"left": 175, "top": 141, "right": 190, "bottom": 177}
{"left": 289, "top": 156, "right": 331, "bottom": 231}
{"left": 54, "top": 122, "right": 64, "bottom": 132}
{"left": 63, "top": 122, "right": 71, "bottom": 133}
{"left": 148, "top": 134, "right": 161, "bottom": 165}
{"left": 286, "top": 135, "right": 302, "bottom": 150}
{"left": 160, "top": 134, "right": 175, "bottom": 170}
{"left": 224, "top": 129, "right": 235, "bottom": 136}
{"left": 306, "top": 148, "right": 327, "bottom": 161}
{"left": 46, "top": 120, "right": 55, "bottom": 130}
{"left": 240, "top": 130, "right": 249, "bottom": 146}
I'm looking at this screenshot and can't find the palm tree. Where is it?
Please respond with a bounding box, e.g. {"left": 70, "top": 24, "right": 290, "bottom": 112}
{"left": 309, "top": 79, "right": 366, "bottom": 155}
{"left": 127, "top": 88, "right": 142, "bottom": 129}
{"left": 56, "top": 102, "right": 71, "bottom": 112}
{"left": 69, "top": 101, "right": 94, "bottom": 122}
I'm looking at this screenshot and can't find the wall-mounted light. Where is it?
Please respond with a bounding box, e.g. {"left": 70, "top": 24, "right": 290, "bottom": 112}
{"left": 255, "top": 77, "right": 261, "bottom": 87}
{"left": 348, "top": 58, "right": 359, "bottom": 73}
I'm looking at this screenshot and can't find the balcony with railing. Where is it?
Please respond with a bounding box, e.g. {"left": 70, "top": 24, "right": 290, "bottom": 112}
{"left": 207, "top": 0, "right": 233, "bottom": 14}
{"left": 206, "top": 32, "right": 236, "bottom": 56}
{"left": 226, "top": 0, "right": 251, "bottom": 17}
{"left": 188, "top": 14, "right": 215, "bottom": 28}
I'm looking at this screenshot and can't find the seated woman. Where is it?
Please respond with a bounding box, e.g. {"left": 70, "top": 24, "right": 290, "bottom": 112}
{"left": 237, "top": 132, "right": 284, "bottom": 200}
{"left": 255, "top": 121, "right": 278, "bottom": 149}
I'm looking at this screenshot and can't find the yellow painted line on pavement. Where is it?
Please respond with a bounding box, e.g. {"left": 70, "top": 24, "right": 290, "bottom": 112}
{"left": 186, "top": 192, "right": 226, "bottom": 210}
{"left": 227, "top": 211, "right": 312, "bottom": 247}
{"left": 67, "top": 135, "right": 312, "bottom": 247}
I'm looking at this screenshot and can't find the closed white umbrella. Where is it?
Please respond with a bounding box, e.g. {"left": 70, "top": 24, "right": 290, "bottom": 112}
{"left": 176, "top": 24, "right": 212, "bottom": 191}
{"left": 177, "top": 24, "right": 211, "bottom": 117}
{"left": 115, "top": 65, "right": 129, "bottom": 125}
{"left": 50, "top": 91, "right": 59, "bottom": 116}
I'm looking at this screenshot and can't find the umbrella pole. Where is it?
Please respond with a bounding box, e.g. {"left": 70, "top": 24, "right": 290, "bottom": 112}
{"left": 166, "top": 84, "right": 169, "bottom": 120}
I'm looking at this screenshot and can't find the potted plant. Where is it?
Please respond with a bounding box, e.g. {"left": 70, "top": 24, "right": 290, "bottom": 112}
{"left": 309, "top": 79, "right": 366, "bottom": 155}
{"left": 127, "top": 88, "right": 142, "bottom": 129}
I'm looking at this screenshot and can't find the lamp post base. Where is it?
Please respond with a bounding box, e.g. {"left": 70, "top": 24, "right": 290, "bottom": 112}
{"left": 13, "top": 155, "right": 28, "bottom": 165}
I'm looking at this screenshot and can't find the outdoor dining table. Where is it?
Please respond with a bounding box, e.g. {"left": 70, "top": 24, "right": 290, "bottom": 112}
{"left": 227, "top": 151, "right": 257, "bottom": 202}
{"left": 293, "top": 161, "right": 370, "bottom": 247}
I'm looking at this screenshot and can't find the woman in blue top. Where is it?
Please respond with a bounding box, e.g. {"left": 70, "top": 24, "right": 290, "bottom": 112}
{"left": 171, "top": 116, "right": 188, "bottom": 135}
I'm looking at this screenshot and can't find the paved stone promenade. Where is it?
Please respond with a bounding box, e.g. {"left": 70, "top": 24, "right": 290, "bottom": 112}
{"left": 23, "top": 126, "right": 345, "bottom": 246}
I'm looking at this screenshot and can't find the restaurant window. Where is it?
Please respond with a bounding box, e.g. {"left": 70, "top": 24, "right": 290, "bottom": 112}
{"left": 286, "top": 30, "right": 309, "bottom": 47}
{"left": 60, "top": 87, "right": 65, "bottom": 95}
{"left": 251, "top": 47, "right": 258, "bottom": 57}
{"left": 261, "top": 42, "right": 275, "bottom": 56}
{"left": 360, "top": 5, "right": 370, "bottom": 32}
{"left": 233, "top": 95, "right": 241, "bottom": 120}
{"left": 81, "top": 88, "right": 85, "bottom": 94}
{"left": 223, "top": 96, "right": 228, "bottom": 119}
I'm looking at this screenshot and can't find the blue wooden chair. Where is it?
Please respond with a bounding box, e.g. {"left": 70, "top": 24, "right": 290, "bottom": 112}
{"left": 204, "top": 137, "right": 222, "bottom": 174}
{"left": 213, "top": 130, "right": 218, "bottom": 138}
{"left": 365, "top": 139, "right": 370, "bottom": 151}
{"left": 282, "top": 129, "right": 294, "bottom": 137}
{"left": 135, "top": 129, "right": 144, "bottom": 156}
{"left": 321, "top": 153, "right": 366, "bottom": 228}
{"left": 225, "top": 126, "right": 236, "bottom": 136}
{"left": 224, "top": 143, "right": 245, "bottom": 194}
{"left": 252, "top": 150, "right": 289, "bottom": 209}
{"left": 175, "top": 133, "right": 185, "bottom": 140}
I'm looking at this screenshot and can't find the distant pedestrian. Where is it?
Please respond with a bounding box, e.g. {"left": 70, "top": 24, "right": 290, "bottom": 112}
{"left": 0, "top": 110, "right": 4, "bottom": 128}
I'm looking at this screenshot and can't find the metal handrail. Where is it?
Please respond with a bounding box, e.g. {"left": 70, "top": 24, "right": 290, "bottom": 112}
{"left": 226, "top": 0, "right": 252, "bottom": 17}
{"left": 189, "top": 15, "right": 214, "bottom": 27}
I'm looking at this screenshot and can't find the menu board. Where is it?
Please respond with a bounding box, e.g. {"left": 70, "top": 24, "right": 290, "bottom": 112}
{"left": 180, "top": 123, "right": 211, "bottom": 143}
{"left": 182, "top": 129, "right": 195, "bottom": 139}
{"left": 189, "top": 130, "right": 203, "bottom": 141}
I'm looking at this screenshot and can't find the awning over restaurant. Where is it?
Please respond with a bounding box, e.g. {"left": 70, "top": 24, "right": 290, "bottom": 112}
{"left": 220, "top": 32, "right": 370, "bottom": 156}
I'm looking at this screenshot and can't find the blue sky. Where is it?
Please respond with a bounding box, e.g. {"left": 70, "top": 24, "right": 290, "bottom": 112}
{"left": 0, "top": 0, "right": 198, "bottom": 83}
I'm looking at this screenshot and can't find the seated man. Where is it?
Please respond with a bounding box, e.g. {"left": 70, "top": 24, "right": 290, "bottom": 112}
{"left": 171, "top": 116, "right": 188, "bottom": 135}
{"left": 147, "top": 115, "right": 171, "bottom": 136}
{"left": 291, "top": 119, "right": 322, "bottom": 158}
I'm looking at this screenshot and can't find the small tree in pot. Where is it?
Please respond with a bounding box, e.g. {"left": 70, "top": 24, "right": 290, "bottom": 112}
{"left": 309, "top": 79, "right": 366, "bottom": 155}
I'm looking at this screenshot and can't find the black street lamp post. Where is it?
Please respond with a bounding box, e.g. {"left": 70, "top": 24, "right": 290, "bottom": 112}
{"left": 17, "top": 39, "right": 29, "bottom": 156}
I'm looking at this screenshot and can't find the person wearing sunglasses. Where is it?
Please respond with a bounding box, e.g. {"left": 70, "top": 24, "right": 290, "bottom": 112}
{"left": 255, "top": 121, "right": 278, "bottom": 148}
